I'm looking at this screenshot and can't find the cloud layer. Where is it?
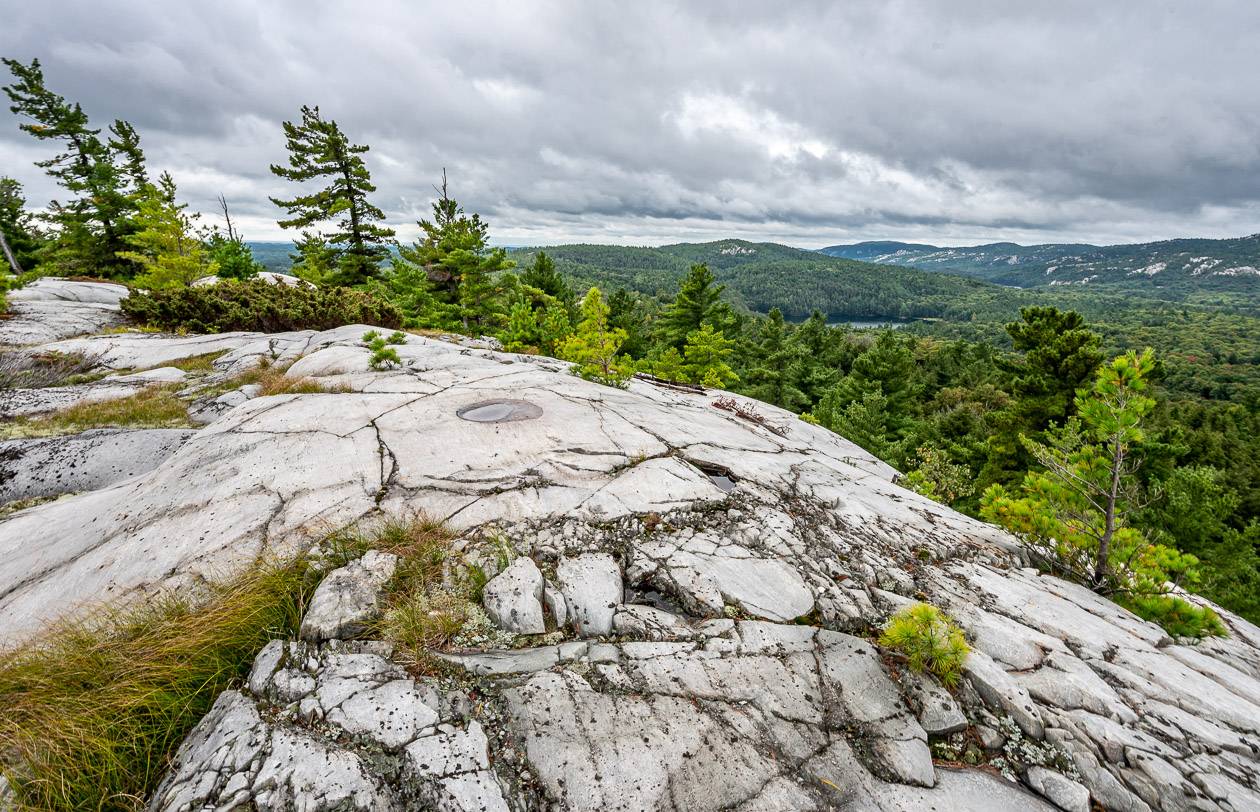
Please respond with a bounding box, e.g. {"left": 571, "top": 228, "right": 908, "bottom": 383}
{"left": 3, "top": 1, "right": 1258, "bottom": 246}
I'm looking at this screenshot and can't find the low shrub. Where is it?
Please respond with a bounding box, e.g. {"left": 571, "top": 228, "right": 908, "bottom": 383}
{"left": 120, "top": 278, "right": 403, "bottom": 333}
{"left": 0, "top": 560, "right": 316, "bottom": 811}
{"left": 879, "top": 602, "right": 970, "bottom": 687}
{"left": 1123, "top": 594, "right": 1227, "bottom": 638}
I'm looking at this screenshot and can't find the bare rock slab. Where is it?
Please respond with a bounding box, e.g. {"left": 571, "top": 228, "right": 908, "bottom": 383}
{"left": 0, "top": 428, "right": 196, "bottom": 502}
{"left": 300, "top": 551, "right": 398, "bottom": 642}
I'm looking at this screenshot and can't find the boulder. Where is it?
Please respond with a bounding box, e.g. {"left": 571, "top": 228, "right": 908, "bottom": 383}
{"left": 556, "top": 553, "right": 622, "bottom": 637}
{"left": 482, "top": 556, "right": 545, "bottom": 634}
{"left": 299, "top": 551, "right": 399, "bottom": 642}
{"left": 0, "top": 278, "right": 127, "bottom": 346}
{"left": 192, "top": 271, "right": 314, "bottom": 289}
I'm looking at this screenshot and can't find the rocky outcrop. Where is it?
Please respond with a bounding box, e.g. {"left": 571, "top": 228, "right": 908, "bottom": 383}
{"left": 2, "top": 303, "right": 1259, "bottom": 811}
{"left": 0, "top": 277, "right": 127, "bottom": 345}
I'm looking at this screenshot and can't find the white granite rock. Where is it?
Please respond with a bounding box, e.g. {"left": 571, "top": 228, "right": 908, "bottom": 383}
{"left": 0, "top": 325, "right": 1255, "bottom": 811}
{"left": 1026, "top": 765, "right": 1091, "bottom": 812}
{"left": 0, "top": 428, "right": 196, "bottom": 502}
{"left": 0, "top": 279, "right": 126, "bottom": 346}
{"left": 482, "top": 556, "right": 545, "bottom": 634}
{"left": 556, "top": 553, "right": 622, "bottom": 637}
{"left": 193, "top": 271, "right": 313, "bottom": 288}
{"left": 300, "top": 551, "right": 399, "bottom": 641}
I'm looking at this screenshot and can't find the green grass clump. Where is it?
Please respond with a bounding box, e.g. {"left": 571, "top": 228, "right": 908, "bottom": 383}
{"left": 879, "top": 602, "right": 970, "bottom": 687}
{"left": 0, "top": 560, "right": 316, "bottom": 811}
{"left": 1, "top": 385, "right": 192, "bottom": 439}
{"left": 1123, "top": 594, "right": 1227, "bottom": 638}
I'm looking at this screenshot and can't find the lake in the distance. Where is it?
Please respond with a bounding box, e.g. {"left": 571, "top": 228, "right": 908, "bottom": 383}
{"left": 829, "top": 320, "right": 907, "bottom": 330}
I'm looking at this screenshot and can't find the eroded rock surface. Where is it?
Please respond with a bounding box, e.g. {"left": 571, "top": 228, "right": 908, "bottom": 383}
{"left": 1, "top": 318, "right": 1258, "bottom": 811}
{"left": 0, "top": 428, "right": 195, "bottom": 501}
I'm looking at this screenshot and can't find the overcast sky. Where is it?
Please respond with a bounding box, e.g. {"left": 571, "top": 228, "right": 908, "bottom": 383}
{"left": 2, "top": 1, "right": 1258, "bottom": 248}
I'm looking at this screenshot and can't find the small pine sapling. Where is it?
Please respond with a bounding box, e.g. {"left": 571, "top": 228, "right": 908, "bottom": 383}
{"left": 362, "top": 329, "right": 407, "bottom": 370}
{"left": 879, "top": 602, "right": 970, "bottom": 687}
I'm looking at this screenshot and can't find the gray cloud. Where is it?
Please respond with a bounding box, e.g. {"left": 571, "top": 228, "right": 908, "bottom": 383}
{"left": 3, "top": 0, "right": 1258, "bottom": 247}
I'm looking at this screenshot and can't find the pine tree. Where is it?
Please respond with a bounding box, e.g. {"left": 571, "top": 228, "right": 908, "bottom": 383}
{"left": 392, "top": 175, "right": 513, "bottom": 330}
{"left": 658, "top": 263, "right": 725, "bottom": 348}
{"left": 1004, "top": 307, "right": 1104, "bottom": 430}
{"left": 981, "top": 350, "right": 1204, "bottom": 600}
{"left": 520, "top": 251, "right": 573, "bottom": 306}
{"left": 744, "top": 308, "right": 807, "bottom": 410}
{"left": 3, "top": 58, "right": 145, "bottom": 276}
{"left": 269, "top": 105, "right": 394, "bottom": 286}
{"left": 289, "top": 233, "right": 338, "bottom": 286}
{"left": 0, "top": 177, "right": 43, "bottom": 273}
{"left": 116, "top": 173, "right": 215, "bottom": 289}
{"left": 682, "top": 324, "right": 739, "bottom": 388}
{"left": 205, "top": 197, "right": 262, "bottom": 280}
{"left": 558, "top": 287, "right": 633, "bottom": 387}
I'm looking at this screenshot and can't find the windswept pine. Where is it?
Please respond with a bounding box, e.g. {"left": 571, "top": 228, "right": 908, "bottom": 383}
{"left": 269, "top": 105, "right": 395, "bottom": 286}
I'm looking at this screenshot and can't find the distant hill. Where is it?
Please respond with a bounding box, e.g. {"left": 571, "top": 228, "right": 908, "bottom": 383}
{"left": 819, "top": 235, "right": 1260, "bottom": 291}
{"left": 508, "top": 240, "right": 998, "bottom": 321}
{"left": 245, "top": 242, "right": 295, "bottom": 273}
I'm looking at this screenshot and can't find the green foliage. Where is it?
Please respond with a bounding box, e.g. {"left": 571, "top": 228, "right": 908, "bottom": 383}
{"left": 558, "top": 287, "right": 634, "bottom": 388}
{"left": 116, "top": 173, "right": 214, "bottom": 289}
{"left": 269, "top": 105, "right": 395, "bottom": 285}
{"left": 120, "top": 277, "right": 402, "bottom": 333}
{"left": 0, "top": 177, "right": 43, "bottom": 272}
{"left": 389, "top": 179, "right": 514, "bottom": 332}
{"left": 509, "top": 240, "right": 994, "bottom": 322}
{"left": 681, "top": 323, "right": 739, "bottom": 388}
{"left": 1004, "top": 306, "right": 1104, "bottom": 430}
{"left": 206, "top": 235, "right": 262, "bottom": 280}
{"left": 981, "top": 350, "right": 1226, "bottom": 637}
{"left": 879, "top": 603, "right": 970, "bottom": 687}
{"left": 657, "top": 263, "right": 727, "bottom": 347}
{"left": 0, "top": 558, "right": 315, "bottom": 810}
{"left": 519, "top": 251, "right": 573, "bottom": 306}
{"left": 903, "top": 446, "right": 975, "bottom": 504}
{"left": 3, "top": 58, "right": 148, "bottom": 278}
{"left": 1122, "top": 595, "right": 1227, "bottom": 638}
{"left": 362, "top": 329, "right": 406, "bottom": 369}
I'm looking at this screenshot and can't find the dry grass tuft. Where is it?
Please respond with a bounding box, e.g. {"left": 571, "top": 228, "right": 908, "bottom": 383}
{"left": 198, "top": 359, "right": 350, "bottom": 400}
{"left": 1, "top": 385, "right": 192, "bottom": 440}
{"left": 159, "top": 350, "right": 229, "bottom": 374}
{"left": 0, "top": 560, "right": 316, "bottom": 811}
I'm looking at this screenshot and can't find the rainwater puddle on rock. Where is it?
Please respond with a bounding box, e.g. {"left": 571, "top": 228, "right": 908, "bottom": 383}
{"left": 689, "top": 460, "right": 738, "bottom": 493}
{"left": 456, "top": 399, "right": 543, "bottom": 423}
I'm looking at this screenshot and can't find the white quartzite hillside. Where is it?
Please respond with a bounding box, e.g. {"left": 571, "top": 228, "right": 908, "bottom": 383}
{"left": 2, "top": 281, "right": 1259, "bottom": 811}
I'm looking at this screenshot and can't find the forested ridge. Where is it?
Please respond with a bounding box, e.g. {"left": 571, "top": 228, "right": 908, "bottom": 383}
{"left": 822, "top": 234, "right": 1260, "bottom": 291}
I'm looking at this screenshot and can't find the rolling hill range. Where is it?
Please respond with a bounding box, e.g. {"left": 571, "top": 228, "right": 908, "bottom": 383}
{"left": 819, "top": 234, "right": 1260, "bottom": 292}
{"left": 506, "top": 240, "right": 997, "bottom": 320}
